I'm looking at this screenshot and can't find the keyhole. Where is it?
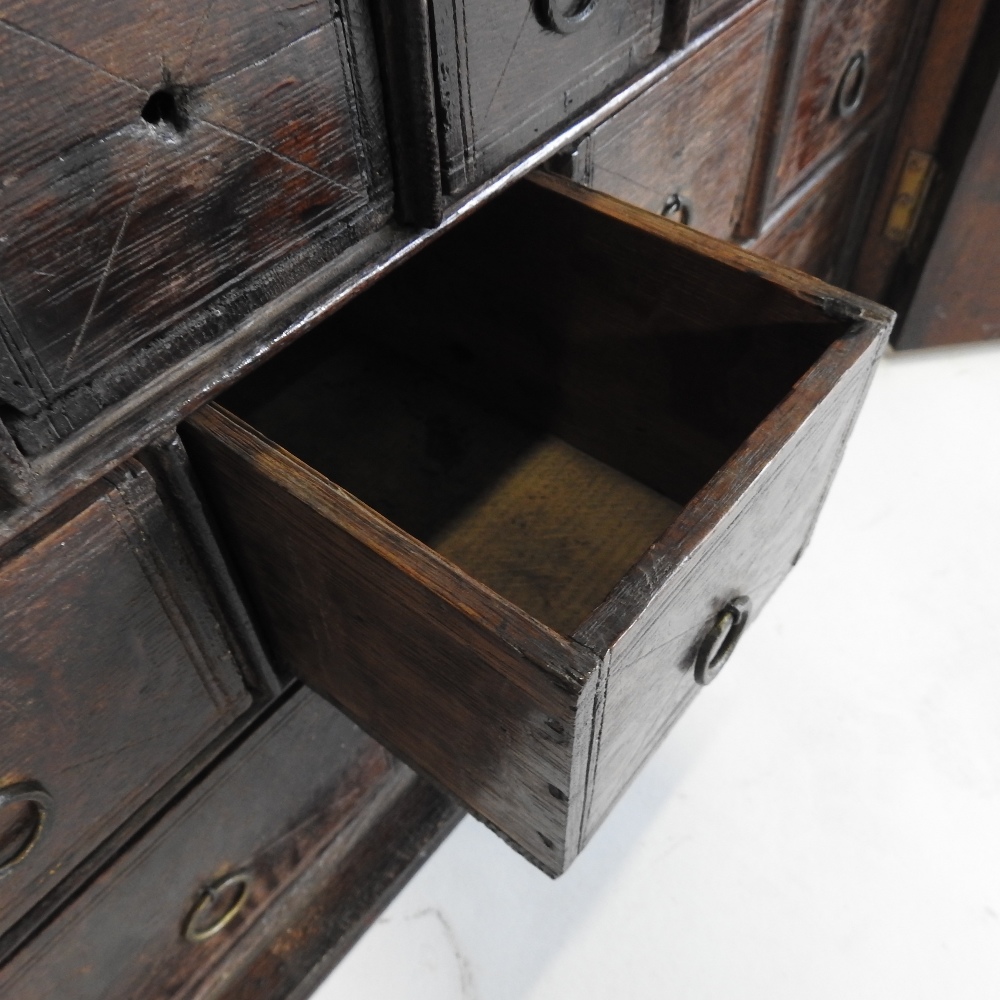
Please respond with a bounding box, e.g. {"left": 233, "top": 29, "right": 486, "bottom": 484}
{"left": 141, "top": 88, "right": 185, "bottom": 132}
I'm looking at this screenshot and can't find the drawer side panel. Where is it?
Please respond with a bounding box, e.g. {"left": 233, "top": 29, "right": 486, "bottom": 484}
{"left": 184, "top": 408, "right": 599, "bottom": 874}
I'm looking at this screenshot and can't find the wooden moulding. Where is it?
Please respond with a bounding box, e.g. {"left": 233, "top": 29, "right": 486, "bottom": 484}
{"left": 184, "top": 177, "right": 893, "bottom": 874}
{"left": 0, "top": 6, "right": 788, "bottom": 543}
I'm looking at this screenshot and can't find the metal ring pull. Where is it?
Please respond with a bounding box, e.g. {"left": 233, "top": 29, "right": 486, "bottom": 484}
{"left": 183, "top": 870, "right": 253, "bottom": 943}
{"left": 694, "top": 596, "right": 751, "bottom": 685}
{"left": 835, "top": 50, "right": 868, "bottom": 119}
{"left": 661, "top": 193, "right": 692, "bottom": 226}
{"left": 542, "top": 0, "right": 599, "bottom": 34}
{"left": 0, "top": 781, "right": 53, "bottom": 878}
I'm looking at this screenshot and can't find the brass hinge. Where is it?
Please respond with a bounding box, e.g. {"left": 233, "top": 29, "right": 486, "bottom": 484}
{"left": 883, "top": 150, "right": 937, "bottom": 244}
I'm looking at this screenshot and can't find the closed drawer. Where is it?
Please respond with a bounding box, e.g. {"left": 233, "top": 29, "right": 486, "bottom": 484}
{"left": 0, "top": 691, "right": 400, "bottom": 1000}
{"left": 553, "top": 0, "right": 776, "bottom": 239}
{"left": 0, "top": 0, "right": 391, "bottom": 461}
{"left": 184, "top": 176, "right": 892, "bottom": 875}
{"left": 767, "top": 0, "right": 909, "bottom": 208}
{"left": 426, "top": 0, "right": 666, "bottom": 194}
{"left": 0, "top": 463, "right": 253, "bottom": 936}
{"left": 753, "top": 130, "right": 875, "bottom": 284}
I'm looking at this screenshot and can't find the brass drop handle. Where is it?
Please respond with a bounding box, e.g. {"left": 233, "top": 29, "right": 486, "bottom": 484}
{"left": 183, "top": 870, "right": 253, "bottom": 943}
{"left": 661, "top": 193, "right": 692, "bottom": 226}
{"left": 0, "top": 781, "right": 53, "bottom": 879}
{"left": 694, "top": 596, "right": 751, "bottom": 685}
{"left": 835, "top": 50, "right": 868, "bottom": 119}
{"left": 543, "top": 0, "right": 599, "bottom": 34}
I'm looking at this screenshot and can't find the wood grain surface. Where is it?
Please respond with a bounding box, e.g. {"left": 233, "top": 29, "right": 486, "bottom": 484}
{"left": 897, "top": 57, "right": 1000, "bottom": 347}
{"left": 431, "top": 0, "right": 665, "bottom": 193}
{"left": 0, "top": 0, "right": 391, "bottom": 459}
{"left": 852, "top": 0, "right": 992, "bottom": 300}
{"left": 187, "top": 178, "right": 892, "bottom": 873}
{"left": 563, "top": 0, "right": 777, "bottom": 239}
{"left": 0, "top": 463, "right": 252, "bottom": 948}
{"left": 0, "top": 690, "right": 451, "bottom": 1000}
{"left": 767, "top": 0, "right": 913, "bottom": 208}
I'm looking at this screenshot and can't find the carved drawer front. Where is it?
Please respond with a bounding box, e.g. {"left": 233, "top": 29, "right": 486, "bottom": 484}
{"left": 184, "top": 176, "right": 891, "bottom": 875}
{"left": 0, "top": 0, "right": 391, "bottom": 462}
{"left": 752, "top": 130, "right": 876, "bottom": 284}
{"left": 425, "top": 0, "right": 666, "bottom": 194}
{"left": 766, "top": 0, "right": 911, "bottom": 209}
{"left": 0, "top": 463, "right": 253, "bottom": 939}
{"left": 554, "top": 0, "right": 776, "bottom": 240}
{"left": 0, "top": 691, "right": 402, "bottom": 1000}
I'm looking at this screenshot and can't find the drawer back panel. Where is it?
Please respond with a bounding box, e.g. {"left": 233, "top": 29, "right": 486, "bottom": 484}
{"left": 280, "top": 181, "right": 843, "bottom": 506}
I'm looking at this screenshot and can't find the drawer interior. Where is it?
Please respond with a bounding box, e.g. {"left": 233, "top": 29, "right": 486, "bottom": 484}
{"left": 219, "top": 178, "right": 845, "bottom": 638}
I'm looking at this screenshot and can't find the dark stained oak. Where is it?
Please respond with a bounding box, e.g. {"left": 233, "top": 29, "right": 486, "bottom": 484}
{"left": 428, "top": 0, "right": 666, "bottom": 194}
{"left": 0, "top": 0, "right": 955, "bottom": 989}
{"left": 751, "top": 129, "right": 877, "bottom": 284}
{"left": 553, "top": 0, "right": 777, "bottom": 240}
{"left": 766, "top": 0, "right": 915, "bottom": 209}
{"left": 0, "top": 462, "right": 254, "bottom": 947}
{"left": 0, "top": 689, "right": 460, "bottom": 1000}
{"left": 191, "top": 766, "right": 460, "bottom": 1000}
{"left": 184, "top": 177, "right": 892, "bottom": 874}
{"left": 0, "top": 0, "right": 392, "bottom": 461}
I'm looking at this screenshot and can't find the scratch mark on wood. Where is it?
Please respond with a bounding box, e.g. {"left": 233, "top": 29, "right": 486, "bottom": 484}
{"left": 176, "top": 0, "right": 222, "bottom": 79}
{"left": 0, "top": 18, "right": 145, "bottom": 93}
{"left": 195, "top": 114, "right": 356, "bottom": 195}
{"left": 484, "top": 5, "right": 533, "bottom": 121}
{"left": 60, "top": 156, "right": 152, "bottom": 380}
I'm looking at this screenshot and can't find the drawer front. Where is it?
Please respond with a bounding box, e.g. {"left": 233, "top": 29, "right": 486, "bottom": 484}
{"left": 578, "top": 327, "right": 881, "bottom": 834}
{"left": 561, "top": 0, "right": 776, "bottom": 240}
{"left": 0, "top": 0, "right": 391, "bottom": 459}
{"left": 769, "top": 0, "right": 909, "bottom": 207}
{"left": 0, "top": 692, "right": 399, "bottom": 1000}
{"left": 431, "top": 0, "right": 665, "bottom": 194}
{"left": 186, "top": 177, "right": 891, "bottom": 875}
{"left": 753, "top": 131, "right": 875, "bottom": 284}
{"left": 0, "top": 465, "right": 252, "bottom": 934}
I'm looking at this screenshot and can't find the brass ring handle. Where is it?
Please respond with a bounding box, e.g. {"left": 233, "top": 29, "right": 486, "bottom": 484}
{"left": 694, "top": 596, "right": 751, "bottom": 686}
{"left": 835, "top": 50, "right": 868, "bottom": 119}
{"left": 0, "top": 781, "right": 53, "bottom": 879}
{"left": 661, "top": 193, "right": 692, "bottom": 226}
{"left": 183, "top": 870, "right": 253, "bottom": 943}
{"left": 542, "top": 0, "right": 599, "bottom": 34}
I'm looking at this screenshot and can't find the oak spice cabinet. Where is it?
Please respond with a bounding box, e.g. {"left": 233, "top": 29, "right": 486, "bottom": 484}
{"left": 1, "top": 0, "right": 982, "bottom": 992}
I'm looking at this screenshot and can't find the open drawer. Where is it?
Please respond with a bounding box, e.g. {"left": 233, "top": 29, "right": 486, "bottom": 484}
{"left": 184, "top": 175, "right": 892, "bottom": 875}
